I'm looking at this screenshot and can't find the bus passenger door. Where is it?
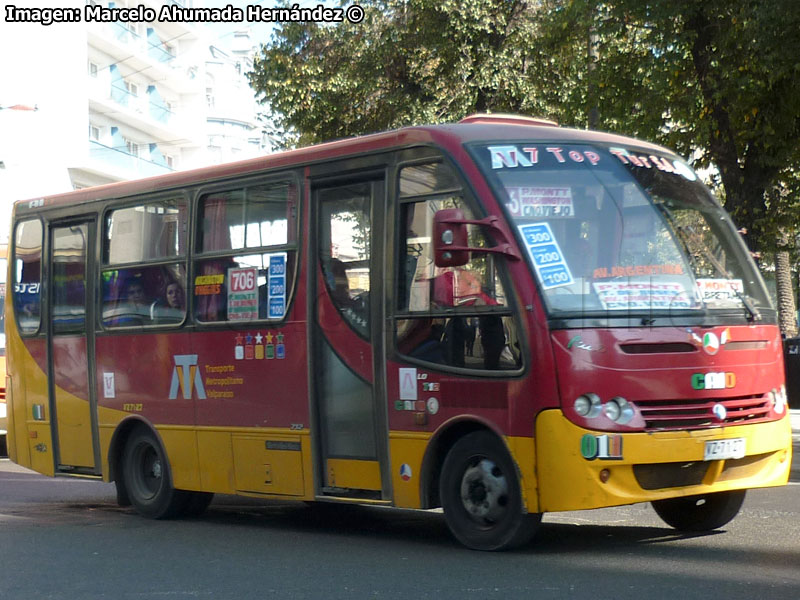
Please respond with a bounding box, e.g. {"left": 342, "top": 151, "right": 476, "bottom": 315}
{"left": 311, "top": 176, "right": 391, "bottom": 500}
{"left": 48, "top": 220, "right": 100, "bottom": 474}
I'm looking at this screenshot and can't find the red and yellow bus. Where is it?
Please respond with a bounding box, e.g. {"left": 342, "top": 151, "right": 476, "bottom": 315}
{"left": 5, "top": 115, "right": 792, "bottom": 550}
{"left": 0, "top": 244, "right": 7, "bottom": 456}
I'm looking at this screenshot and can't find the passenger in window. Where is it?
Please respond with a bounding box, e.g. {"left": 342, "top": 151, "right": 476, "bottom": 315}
{"left": 326, "top": 258, "right": 352, "bottom": 306}
{"left": 151, "top": 279, "right": 184, "bottom": 323}
{"left": 478, "top": 315, "right": 505, "bottom": 369}
{"left": 407, "top": 320, "right": 447, "bottom": 363}
{"left": 122, "top": 276, "right": 151, "bottom": 323}
{"left": 125, "top": 278, "right": 147, "bottom": 306}
{"left": 433, "top": 269, "right": 505, "bottom": 369}
{"left": 464, "top": 317, "right": 477, "bottom": 356}
{"left": 325, "top": 258, "right": 368, "bottom": 334}
{"left": 166, "top": 281, "right": 184, "bottom": 310}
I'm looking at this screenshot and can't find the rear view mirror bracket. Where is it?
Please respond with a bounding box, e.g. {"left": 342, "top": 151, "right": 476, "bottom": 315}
{"left": 433, "top": 209, "right": 521, "bottom": 267}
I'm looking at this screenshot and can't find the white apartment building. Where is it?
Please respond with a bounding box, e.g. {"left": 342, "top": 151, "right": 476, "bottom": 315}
{"left": 0, "top": 0, "right": 268, "bottom": 241}
{"left": 206, "top": 29, "right": 269, "bottom": 164}
{"left": 81, "top": 0, "right": 209, "bottom": 187}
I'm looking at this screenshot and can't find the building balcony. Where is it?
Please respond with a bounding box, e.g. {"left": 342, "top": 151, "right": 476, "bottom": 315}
{"left": 85, "top": 139, "right": 173, "bottom": 181}
{"left": 87, "top": 72, "right": 205, "bottom": 146}
{"left": 87, "top": 20, "right": 202, "bottom": 95}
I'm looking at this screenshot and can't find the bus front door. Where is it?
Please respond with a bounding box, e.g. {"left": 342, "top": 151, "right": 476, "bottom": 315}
{"left": 47, "top": 220, "right": 100, "bottom": 474}
{"left": 312, "top": 177, "right": 391, "bottom": 500}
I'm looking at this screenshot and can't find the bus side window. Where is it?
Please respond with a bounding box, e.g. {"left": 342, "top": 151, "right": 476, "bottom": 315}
{"left": 317, "top": 182, "right": 372, "bottom": 338}
{"left": 101, "top": 269, "right": 159, "bottom": 326}
{"left": 103, "top": 199, "right": 187, "bottom": 328}
{"left": 395, "top": 195, "right": 521, "bottom": 371}
{"left": 195, "top": 180, "right": 297, "bottom": 324}
{"left": 12, "top": 219, "right": 43, "bottom": 334}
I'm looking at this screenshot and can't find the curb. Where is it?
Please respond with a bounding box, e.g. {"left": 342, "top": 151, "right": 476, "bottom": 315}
{"left": 791, "top": 409, "right": 800, "bottom": 435}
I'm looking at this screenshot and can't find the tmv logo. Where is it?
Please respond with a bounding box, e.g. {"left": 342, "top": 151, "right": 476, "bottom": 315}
{"left": 169, "top": 355, "right": 206, "bottom": 400}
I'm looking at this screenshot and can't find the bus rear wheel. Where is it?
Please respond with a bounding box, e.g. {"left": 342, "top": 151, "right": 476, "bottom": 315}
{"left": 651, "top": 490, "right": 746, "bottom": 531}
{"left": 122, "top": 427, "right": 189, "bottom": 519}
{"left": 440, "top": 431, "right": 540, "bottom": 551}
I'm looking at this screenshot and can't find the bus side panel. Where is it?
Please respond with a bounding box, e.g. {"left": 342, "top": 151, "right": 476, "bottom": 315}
{"left": 195, "top": 430, "right": 314, "bottom": 499}
{"left": 388, "top": 433, "right": 429, "bottom": 508}
{"left": 506, "top": 435, "right": 539, "bottom": 513}
{"left": 94, "top": 324, "right": 310, "bottom": 496}
{"left": 52, "top": 336, "right": 94, "bottom": 468}
{"left": 6, "top": 329, "right": 52, "bottom": 476}
{"left": 157, "top": 427, "right": 202, "bottom": 491}
{"left": 95, "top": 332, "right": 195, "bottom": 427}
{"left": 196, "top": 430, "right": 237, "bottom": 494}
{"left": 191, "top": 325, "right": 309, "bottom": 429}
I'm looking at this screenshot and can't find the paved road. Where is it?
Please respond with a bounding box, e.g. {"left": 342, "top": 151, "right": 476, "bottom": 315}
{"left": 1, "top": 447, "right": 799, "bottom": 600}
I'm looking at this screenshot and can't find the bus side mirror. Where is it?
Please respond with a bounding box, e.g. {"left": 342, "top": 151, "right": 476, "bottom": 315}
{"left": 433, "top": 209, "right": 470, "bottom": 267}
{"left": 433, "top": 209, "right": 523, "bottom": 267}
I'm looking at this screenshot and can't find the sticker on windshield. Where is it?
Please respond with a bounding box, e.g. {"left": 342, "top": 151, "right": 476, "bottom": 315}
{"left": 696, "top": 279, "right": 744, "bottom": 304}
{"left": 505, "top": 186, "right": 574, "bottom": 218}
{"left": 609, "top": 147, "right": 698, "bottom": 182}
{"left": 488, "top": 145, "right": 601, "bottom": 169}
{"left": 518, "top": 222, "right": 574, "bottom": 289}
{"left": 593, "top": 281, "right": 695, "bottom": 310}
{"left": 592, "top": 264, "right": 684, "bottom": 278}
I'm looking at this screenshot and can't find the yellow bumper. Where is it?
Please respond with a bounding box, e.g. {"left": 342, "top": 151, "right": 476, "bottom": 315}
{"left": 535, "top": 410, "right": 792, "bottom": 513}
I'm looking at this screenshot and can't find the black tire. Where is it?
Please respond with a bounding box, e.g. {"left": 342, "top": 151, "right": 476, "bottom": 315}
{"left": 114, "top": 478, "right": 132, "bottom": 507}
{"left": 183, "top": 492, "right": 214, "bottom": 517}
{"left": 439, "top": 431, "right": 541, "bottom": 551}
{"left": 652, "top": 490, "right": 746, "bottom": 531}
{"left": 122, "top": 427, "right": 188, "bottom": 519}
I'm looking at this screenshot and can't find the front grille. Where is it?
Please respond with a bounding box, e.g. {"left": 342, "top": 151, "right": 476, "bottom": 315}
{"left": 633, "top": 461, "right": 708, "bottom": 489}
{"left": 636, "top": 394, "right": 771, "bottom": 431}
{"left": 633, "top": 453, "right": 772, "bottom": 490}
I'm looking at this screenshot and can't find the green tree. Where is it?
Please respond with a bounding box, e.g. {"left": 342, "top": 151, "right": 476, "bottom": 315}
{"left": 250, "top": 0, "right": 800, "bottom": 331}
{"left": 249, "top": 0, "right": 546, "bottom": 147}
{"left": 536, "top": 0, "right": 800, "bottom": 332}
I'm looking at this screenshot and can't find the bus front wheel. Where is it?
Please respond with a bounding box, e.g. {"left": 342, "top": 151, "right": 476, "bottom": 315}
{"left": 439, "top": 431, "right": 541, "bottom": 551}
{"left": 651, "top": 490, "right": 746, "bottom": 531}
{"left": 122, "top": 427, "right": 188, "bottom": 519}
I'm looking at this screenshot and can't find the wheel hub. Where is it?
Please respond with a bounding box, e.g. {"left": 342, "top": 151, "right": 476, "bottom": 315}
{"left": 459, "top": 458, "right": 509, "bottom": 523}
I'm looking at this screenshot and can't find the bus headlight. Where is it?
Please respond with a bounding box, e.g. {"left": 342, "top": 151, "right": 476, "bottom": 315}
{"left": 574, "top": 393, "right": 602, "bottom": 418}
{"left": 603, "top": 397, "right": 635, "bottom": 425}
{"left": 771, "top": 385, "right": 787, "bottom": 415}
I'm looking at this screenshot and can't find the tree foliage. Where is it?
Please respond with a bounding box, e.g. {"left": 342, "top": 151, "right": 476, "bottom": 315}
{"left": 249, "top": 0, "right": 548, "bottom": 147}
{"left": 250, "top": 0, "right": 800, "bottom": 251}
{"left": 536, "top": 0, "right": 800, "bottom": 254}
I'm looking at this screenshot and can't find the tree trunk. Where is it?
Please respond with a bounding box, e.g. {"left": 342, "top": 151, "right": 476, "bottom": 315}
{"left": 775, "top": 246, "right": 797, "bottom": 338}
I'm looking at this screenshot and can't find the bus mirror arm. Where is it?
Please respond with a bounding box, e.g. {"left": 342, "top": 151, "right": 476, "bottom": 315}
{"left": 433, "top": 209, "right": 521, "bottom": 268}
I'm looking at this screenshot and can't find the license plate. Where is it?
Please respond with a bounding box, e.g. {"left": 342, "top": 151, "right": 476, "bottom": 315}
{"left": 704, "top": 438, "right": 746, "bottom": 461}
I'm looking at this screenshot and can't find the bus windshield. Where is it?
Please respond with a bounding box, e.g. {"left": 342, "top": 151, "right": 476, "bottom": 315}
{"left": 473, "top": 143, "right": 772, "bottom": 319}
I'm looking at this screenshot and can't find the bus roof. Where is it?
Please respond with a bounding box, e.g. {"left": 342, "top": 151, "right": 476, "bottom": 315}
{"left": 12, "top": 116, "right": 668, "bottom": 215}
